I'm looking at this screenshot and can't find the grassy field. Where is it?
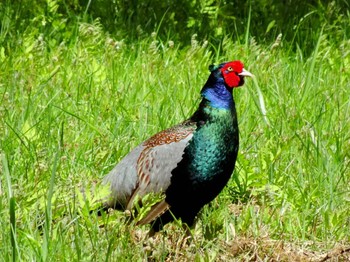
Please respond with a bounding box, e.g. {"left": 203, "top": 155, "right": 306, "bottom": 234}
{"left": 1, "top": 19, "right": 350, "bottom": 261}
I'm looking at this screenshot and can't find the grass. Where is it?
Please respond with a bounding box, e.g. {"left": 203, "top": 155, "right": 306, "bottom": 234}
{"left": 1, "top": 19, "right": 350, "bottom": 261}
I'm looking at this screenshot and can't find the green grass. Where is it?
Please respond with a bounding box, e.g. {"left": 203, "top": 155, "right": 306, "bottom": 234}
{"left": 1, "top": 20, "right": 350, "bottom": 261}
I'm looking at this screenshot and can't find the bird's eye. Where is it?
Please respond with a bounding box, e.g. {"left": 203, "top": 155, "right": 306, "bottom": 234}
{"left": 227, "top": 66, "right": 233, "bottom": 72}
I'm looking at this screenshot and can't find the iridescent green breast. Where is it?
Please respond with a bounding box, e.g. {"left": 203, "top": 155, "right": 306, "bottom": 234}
{"left": 165, "top": 104, "right": 239, "bottom": 214}
{"left": 187, "top": 106, "right": 239, "bottom": 184}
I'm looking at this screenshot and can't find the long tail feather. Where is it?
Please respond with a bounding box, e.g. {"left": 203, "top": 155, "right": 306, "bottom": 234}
{"left": 137, "top": 200, "right": 170, "bottom": 226}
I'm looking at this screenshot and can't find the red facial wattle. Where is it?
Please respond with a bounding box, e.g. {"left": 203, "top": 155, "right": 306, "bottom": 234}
{"left": 220, "top": 60, "right": 247, "bottom": 88}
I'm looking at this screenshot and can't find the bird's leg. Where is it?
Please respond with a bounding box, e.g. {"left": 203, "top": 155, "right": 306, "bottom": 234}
{"left": 183, "top": 223, "right": 193, "bottom": 238}
{"left": 147, "top": 227, "right": 156, "bottom": 238}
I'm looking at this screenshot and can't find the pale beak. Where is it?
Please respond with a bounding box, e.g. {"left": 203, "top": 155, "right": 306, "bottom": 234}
{"left": 239, "top": 68, "right": 254, "bottom": 77}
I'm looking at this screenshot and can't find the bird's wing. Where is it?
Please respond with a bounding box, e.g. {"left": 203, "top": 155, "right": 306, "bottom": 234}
{"left": 102, "top": 120, "right": 196, "bottom": 209}
{"left": 102, "top": 143, "right": 144, "bottom": 208}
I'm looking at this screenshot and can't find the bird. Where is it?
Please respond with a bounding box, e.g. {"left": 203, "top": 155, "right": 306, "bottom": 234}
{"left": 102, "top": 60, "right": 253, "bottom": 232}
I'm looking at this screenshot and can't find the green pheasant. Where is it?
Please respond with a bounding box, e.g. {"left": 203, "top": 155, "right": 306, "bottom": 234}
{"left": 102, "top": 61, "right": 253, "bottom": 231}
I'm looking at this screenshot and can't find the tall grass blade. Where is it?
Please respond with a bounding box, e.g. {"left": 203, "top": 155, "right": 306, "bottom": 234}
{"left": 245, "top": 2, "right": 252, "bottom": 48}
{"left": 41, "top": 146, "right": 60, "bottom": 261}
{"left": 303, "top": 27, "right": 324, "bottom": 102}
{"left": 249, "top": 77, "right": 270, "bottom": 127}
{"left": 2, "top": 153, "right": 18, "bottom": 262}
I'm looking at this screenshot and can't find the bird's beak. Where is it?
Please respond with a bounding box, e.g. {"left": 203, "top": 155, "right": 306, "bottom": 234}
{"left": 239, "top": 69, "right": 254, "bottom": 78}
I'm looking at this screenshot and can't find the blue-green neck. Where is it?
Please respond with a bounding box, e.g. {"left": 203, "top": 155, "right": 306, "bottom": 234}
{"left": 201, "top": 75, "right": 233, "bottom": 110}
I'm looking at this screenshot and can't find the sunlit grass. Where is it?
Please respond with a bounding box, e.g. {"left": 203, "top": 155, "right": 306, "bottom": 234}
{"left": 1, "top": 20, "right": 350, "bottom": 260}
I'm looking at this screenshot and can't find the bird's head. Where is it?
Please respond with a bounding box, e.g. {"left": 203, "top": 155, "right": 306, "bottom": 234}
{"left": 201, "top": 60, "right": 253, "bottom": 108}
{"left": 209, "top": 60, "right": 253, "bottom": 89}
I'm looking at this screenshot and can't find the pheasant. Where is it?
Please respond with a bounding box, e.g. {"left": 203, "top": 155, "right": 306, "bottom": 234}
{"left": 102, "top": 60, "right": 253, "bottom": 231}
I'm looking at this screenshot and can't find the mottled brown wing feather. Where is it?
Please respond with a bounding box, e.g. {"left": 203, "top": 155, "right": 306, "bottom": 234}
{"left": 125, "top": 120, "right": 196, "bottom": 210}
